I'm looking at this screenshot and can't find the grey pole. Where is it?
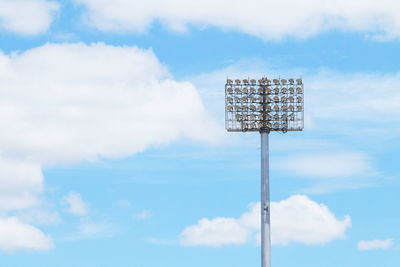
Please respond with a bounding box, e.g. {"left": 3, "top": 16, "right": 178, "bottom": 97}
{"left": 261, "top": 131, "right": 271, "bottom": 267}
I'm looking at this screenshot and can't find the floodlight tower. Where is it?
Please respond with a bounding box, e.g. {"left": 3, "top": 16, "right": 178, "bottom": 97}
{"left": 225, "top": 77, "right": 304, "bottom": 267}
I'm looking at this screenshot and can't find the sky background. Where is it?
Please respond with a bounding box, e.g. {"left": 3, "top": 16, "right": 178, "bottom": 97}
{"left": 0, "top": 0, "right": 400, "bottom": 266}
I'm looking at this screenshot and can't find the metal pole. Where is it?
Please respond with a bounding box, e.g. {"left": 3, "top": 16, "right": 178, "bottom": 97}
{"left": 261, "top": 131, "right": 271, "bottom": 267}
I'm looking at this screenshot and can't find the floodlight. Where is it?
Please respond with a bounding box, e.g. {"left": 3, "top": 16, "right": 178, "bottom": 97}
{"left": 225, "top": 76, "right": 304, "bottom": 132}
{"left": 225, "top": 75, "right": 304, "bottom": 267}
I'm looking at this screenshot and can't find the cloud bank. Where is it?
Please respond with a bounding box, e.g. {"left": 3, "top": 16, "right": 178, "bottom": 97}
{"left": 76, "top": 0, "right": 400, "bottom": 40}
{"left": 0, "top": 42, "right": 218, "bottom": 251}
{"left": 180, "top": 195, "right": 351, "bottom": 247}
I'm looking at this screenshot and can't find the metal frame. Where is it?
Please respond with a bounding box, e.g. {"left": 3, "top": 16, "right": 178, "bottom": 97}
{"left": 225, "top": 77, "right": 304, "bottom": 133}
{"left": 225, "top": 77, "right": 304, "bottom": 267}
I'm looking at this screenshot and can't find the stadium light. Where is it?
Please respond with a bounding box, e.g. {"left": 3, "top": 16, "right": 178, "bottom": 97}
{"left": 225, "top": 76, "right": 304, "bottom": 267}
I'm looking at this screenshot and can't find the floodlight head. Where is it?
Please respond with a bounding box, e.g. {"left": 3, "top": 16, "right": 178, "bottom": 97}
{"left": 225, "top": 76, "right": 304, "bottom": 133}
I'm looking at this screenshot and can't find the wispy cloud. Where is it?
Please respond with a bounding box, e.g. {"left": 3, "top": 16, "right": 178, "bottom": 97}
{"left": 62, "top": 218, "right": 115, "bottom": 241}
{"left": 133, "top": 210, "right": 153, "bottom": 220}
{"left": 357, "top": 238, "right": 395, "bottom": 251}
{"left": 117, "top": 199, "right": 131, "bottom": 207}
{"left": 62, "top": 191, "right": 89, "bottom": 216}
{"left": 275, "top": 151, "right": 374, "bottom": 179}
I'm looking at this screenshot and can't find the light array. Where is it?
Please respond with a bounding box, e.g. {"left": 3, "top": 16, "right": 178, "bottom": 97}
{"left": 225, "top": 77, "right": 304, "bottom": 132}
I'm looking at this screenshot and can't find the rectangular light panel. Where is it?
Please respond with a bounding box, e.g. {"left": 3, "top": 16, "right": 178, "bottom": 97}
{"left": 225, "top": 78, "right": 304, "bottom": 132}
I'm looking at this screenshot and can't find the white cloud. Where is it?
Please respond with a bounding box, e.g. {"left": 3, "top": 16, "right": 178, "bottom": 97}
{"left": 0, "top": 217, "right": 53, "bottom": 252}
{"left": 75, "top": 0, "right": 400, "bottom": 41}
{"left": 180, "top": 195, "right": 351, "bottom": 247}
{"left": 271, "top": 195, "right": 351, "bottom": 245}
{"left": 180, "top": 217, "right": 250, "bottom": 247}
{"left": 0, "top": 0, "right": 58, "bottom": 35}
{"left": 17, "top": 209, "right": 60, "bottom": 226}
{"left": 62, "top": 191, "right": 88, "bottom": 216}
{"left": 275, "top": 151, "right": 373, "bottom": 178}
{"left": 0, "top": 42, "right": 218, "bottom": 250}
{"left": 0, "top": 42, "right": 218, "bottom": 165}
{"left": 63, "top": 217, "right": 114, "bottom": 241}
{"left": 133, "top": 210, "right": 152, "bottom": 220}
{"left": 357, "top": 238, "right": 395, "bottom": 251}
{"left": 0, "top": 42, "right": 218, "bottom": 209}
{"left": 0, "top": 158, "right": 43, "bottom": 211}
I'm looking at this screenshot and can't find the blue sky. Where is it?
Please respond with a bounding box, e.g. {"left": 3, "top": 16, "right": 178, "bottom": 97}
{"left": 0, "top": 1, "right": 400, "bottom": 266}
